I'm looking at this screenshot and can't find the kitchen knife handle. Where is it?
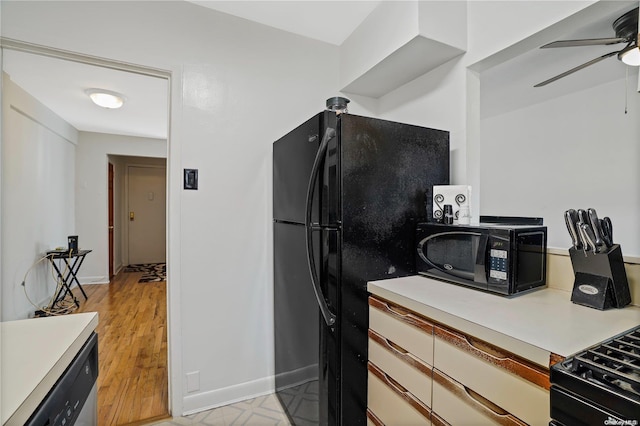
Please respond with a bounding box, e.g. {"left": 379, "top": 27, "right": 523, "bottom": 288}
{"left": 577, "top": 209, "right": 589, "bottom": 226}
{"left": 564, "top": 209, "right": 582, "bottom": 250}
{"left": 587, "top": 208, "right": 604, "bottom": 247}
{"left": 580, "top": 222, "right": 600, "bottom": 253}
{"left": 601, "top": 217, "right": 613, "bottom": 247}
{"left": 577, "top": 223, "right": 590, "bottom": 254}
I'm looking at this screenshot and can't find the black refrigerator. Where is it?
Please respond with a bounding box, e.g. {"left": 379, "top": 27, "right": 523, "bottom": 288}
{"left": 273, "top": 110, "right": 449, "bottom": 425}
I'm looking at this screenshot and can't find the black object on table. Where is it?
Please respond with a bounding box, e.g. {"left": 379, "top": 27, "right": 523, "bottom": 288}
{"left": 46, "top": 249, "right": 92, "bottom": 308}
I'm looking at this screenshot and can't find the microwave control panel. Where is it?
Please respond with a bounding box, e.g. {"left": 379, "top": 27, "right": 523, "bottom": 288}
{"left": 489, "top": 248, "right": 508, "bottom": 281}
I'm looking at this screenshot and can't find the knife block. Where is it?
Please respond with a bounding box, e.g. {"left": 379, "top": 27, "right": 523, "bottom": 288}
{"left": 568, "top": 244, "right": 631, "bottom": 310}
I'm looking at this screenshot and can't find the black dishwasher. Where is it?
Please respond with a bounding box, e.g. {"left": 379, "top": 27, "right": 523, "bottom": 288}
{"left": 26, "top": 332, "right": 99, "bottom": 426}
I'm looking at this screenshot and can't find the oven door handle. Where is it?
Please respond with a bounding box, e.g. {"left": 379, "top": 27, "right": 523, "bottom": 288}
{"left": 305, "top": 127, "right": 337, "bottom": 327}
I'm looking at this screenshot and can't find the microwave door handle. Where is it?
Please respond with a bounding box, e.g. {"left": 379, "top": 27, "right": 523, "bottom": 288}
{"left": 474, "top": 234, "right": 489, "bottom": 284}
{"left": 305, "top": 127, "right": 337, "bottom": 327}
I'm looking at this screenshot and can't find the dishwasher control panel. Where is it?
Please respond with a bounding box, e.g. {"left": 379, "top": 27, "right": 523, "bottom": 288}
{"left": 26, "top": 332, "right": 98, "bottom": 426}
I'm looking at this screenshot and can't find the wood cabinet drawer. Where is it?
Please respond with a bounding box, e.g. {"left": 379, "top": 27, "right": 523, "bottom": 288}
{"left": 369, "top": 296, "right": 434, "bottom": 365}
{"left": 369, "top": 329, "right": 433, "bottom": 406}
{"left": 432, "top": 369, "right": 527, "bottom": 426}
{"left": 430, "top": 411, "right": 449, "bottom": 426}
{"left": 367, "top": 409, "right": 383, "bottom": 426}
{"left": 368, "top": 362, "right": 431, "bottom": 425}
{"left": 434, "top": 326, "right": 549, "bottom": 425}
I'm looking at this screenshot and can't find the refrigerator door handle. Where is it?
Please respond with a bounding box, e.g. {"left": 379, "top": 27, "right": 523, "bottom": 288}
{"left": 305, "top": 127, "right": 337, "bottom": 327}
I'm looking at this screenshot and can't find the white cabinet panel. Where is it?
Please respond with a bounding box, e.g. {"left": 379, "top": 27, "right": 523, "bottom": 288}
{"left": 369, "top": 297, "right": 434, "bottom": 365}
{"left": 432, "top": 369, "right": 526, "bottom": 426}
{"left": 434, "top": 327, "right": 549, "bottom": 425}
{"left": 369, "top": 331, "right": 432, "bottom": 406}
{"left": 368, "top": 365, "right": 431, "bottom": 426}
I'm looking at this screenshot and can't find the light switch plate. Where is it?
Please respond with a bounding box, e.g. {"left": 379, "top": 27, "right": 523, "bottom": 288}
{"left": 184, "top": 169, "right": 198, "bottom": 190}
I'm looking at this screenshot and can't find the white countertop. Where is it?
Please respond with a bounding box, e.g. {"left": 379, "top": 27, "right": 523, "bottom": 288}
{"left": 368, "top": 276, "right": 640, "bottom": 366}
{"left": 1, "top": 312, "right": 99, "bottom": 425}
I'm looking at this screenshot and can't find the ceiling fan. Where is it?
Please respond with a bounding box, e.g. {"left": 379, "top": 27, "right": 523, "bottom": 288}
{"left": 534, "top": 7, "right": 639, "bottom": 87}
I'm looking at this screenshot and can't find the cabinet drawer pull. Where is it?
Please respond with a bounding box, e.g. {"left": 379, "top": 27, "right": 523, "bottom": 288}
{"left": 464, "top": 386, "right": 508, "bottom": 416}
{"left": 382, "top": 366, "right": 409, "bottom": 395}
{"left": 368, "top": 362, "right": 431, "bottom": 420}
{"left": 387, "top": 303, "right": 412, "bottom": 317}
{"left": 463, "top": 334, "right": 508, "bottom": 361}
{"left": 369, "top": 329, "right": 432, "bottom": 376}
{"left": 366, "top": 409, "right": 384, "bottom": 426}
{"left": 431, "top": 412, "right": 450, "bottom": 426}
{"left": 433, "top": 369, "right": 527, "bottom": 426}
{"left": 369, "top": 296, "right": 433, "bottom": 334}
{"left": 435, "top": 325, "right": 550, "bottom": 390}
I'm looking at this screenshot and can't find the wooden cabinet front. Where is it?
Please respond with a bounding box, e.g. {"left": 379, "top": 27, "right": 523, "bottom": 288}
{"left": 368, "top": 363, "right": 431, "bottom": 425}
{"left": 432, "top": 369, "right": 527, "bottom": 425}
{"left": 368, "top": 296, "right": 434, "bottom": 424}
{"left": 367, "top": 294, "right": 551, "bottom": 426}
{"left": 369, "top": 296, "right": 434, "bottom": 365}
{"left": 434, "top": 326, "right": 550, "bottom": 425}
{"left": 369, "top": 329, "right": 433, "bottom": 405}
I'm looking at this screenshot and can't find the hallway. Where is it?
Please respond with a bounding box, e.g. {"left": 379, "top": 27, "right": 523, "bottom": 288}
{"left": 74, "top": 269, "right": 169, "bottom": 425}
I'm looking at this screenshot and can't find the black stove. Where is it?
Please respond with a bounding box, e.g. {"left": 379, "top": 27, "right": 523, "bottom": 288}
{"left": 550, "top": 325, "right": 640, "bottom": 425}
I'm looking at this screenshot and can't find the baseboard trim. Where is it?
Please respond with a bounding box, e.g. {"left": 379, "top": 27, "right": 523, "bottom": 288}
{"left": 114, "top": 264, "right": 124, "bottom": 275}
{"left": 182, "top": 375, "right": 275, "bottom": 416}
{"left": 79, "top": 276, "right": 109, "bottom": 285}
{"left": 274, "top": 364, "right": 317, "bottom": 392}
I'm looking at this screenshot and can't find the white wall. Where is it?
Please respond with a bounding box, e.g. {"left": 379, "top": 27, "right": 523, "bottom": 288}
{"left": 481, "top": 74, "right": 640, "bottom": 254}
{"left": 2, "top": 0, "right": 629, "bottom": 417}
{"left": 466, "top": 1, "right": 596, "bottom": 66}
{"left": 1, "top": 73, "right": 78, "bottom": 320}
{"left": 375, "top": 1, "right": 613, "bottom": 225}
{"left": 0, "top": 4, "right": 3, "bottom": 322}
{"left": 75, "top": 132, "right": 166, "bottom": 284}
{"left": 1, "top": 0, "right": 340, "bottom": 414}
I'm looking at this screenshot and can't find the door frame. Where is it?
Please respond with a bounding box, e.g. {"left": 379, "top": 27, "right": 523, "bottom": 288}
{"left": 0, "top": 38, "right": 179, "bottom": 415}
{"left": 109, "top": 162, "right": 114, "bottom": 278}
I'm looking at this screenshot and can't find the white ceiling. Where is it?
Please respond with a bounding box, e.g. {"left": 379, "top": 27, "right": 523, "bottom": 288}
{"left": 1, "top": 1, "right": 378, "bottom": 140}
{"left": 2, "top": 1, "right": 638, "bottom": 139}
{"left": 186, "top": 0, "right": 381, "bottom": 46}
{"left": 3, "top": 49, "right": 169, "bottom": 139}
{"left": 481, "top": 2, "right": 639, "bottom": 119}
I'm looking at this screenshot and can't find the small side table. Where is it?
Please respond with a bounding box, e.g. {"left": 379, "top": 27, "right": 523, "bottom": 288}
{"left": 46, "top": 249, "right": 92, "bottom": 308}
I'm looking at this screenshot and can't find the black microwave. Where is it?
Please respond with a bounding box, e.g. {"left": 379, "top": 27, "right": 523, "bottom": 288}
{"left": 415, "top": 221, "right": 547, "bottom": 295}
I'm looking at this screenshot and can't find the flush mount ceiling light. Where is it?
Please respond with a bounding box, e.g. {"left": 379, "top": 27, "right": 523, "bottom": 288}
{"left": 619, "top": 43, "right": 640, "bottom": 66}
{"left": 85, "top": 88, "right": 125, "bottom": 109}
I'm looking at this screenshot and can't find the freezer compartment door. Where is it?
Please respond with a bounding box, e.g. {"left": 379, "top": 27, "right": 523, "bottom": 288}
{"left": 273, "top": 112, "right": 339, "bottom": 226}
{"left": 273, "top": 113, "right": 321, "bottom": 223}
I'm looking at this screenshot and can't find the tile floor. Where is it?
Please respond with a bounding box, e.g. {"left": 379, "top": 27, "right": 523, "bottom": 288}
{"left": 152, "top": 393, "right": 290, "bottom": 425}
{"left": 153, "top": 382, "right": 318, "bottom": 426}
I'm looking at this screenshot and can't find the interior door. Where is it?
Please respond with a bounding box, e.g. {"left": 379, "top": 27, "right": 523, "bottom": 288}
{"left": 108, "top": 162, "right": 114, "bottom": 277}
{"left": 128, "top": 165, "right": 166, "bottom": 265}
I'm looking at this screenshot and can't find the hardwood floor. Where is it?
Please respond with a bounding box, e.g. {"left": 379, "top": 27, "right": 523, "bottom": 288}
{"left": 73, "top": 269, "right": 169, "bottom": 425}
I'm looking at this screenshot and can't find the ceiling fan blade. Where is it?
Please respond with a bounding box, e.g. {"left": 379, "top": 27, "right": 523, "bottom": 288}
{"left": 534, "top": 50, "right": 619, "bottom": 87}
{"left": 541, "top": 37, "right": 627, "bottom": 48}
